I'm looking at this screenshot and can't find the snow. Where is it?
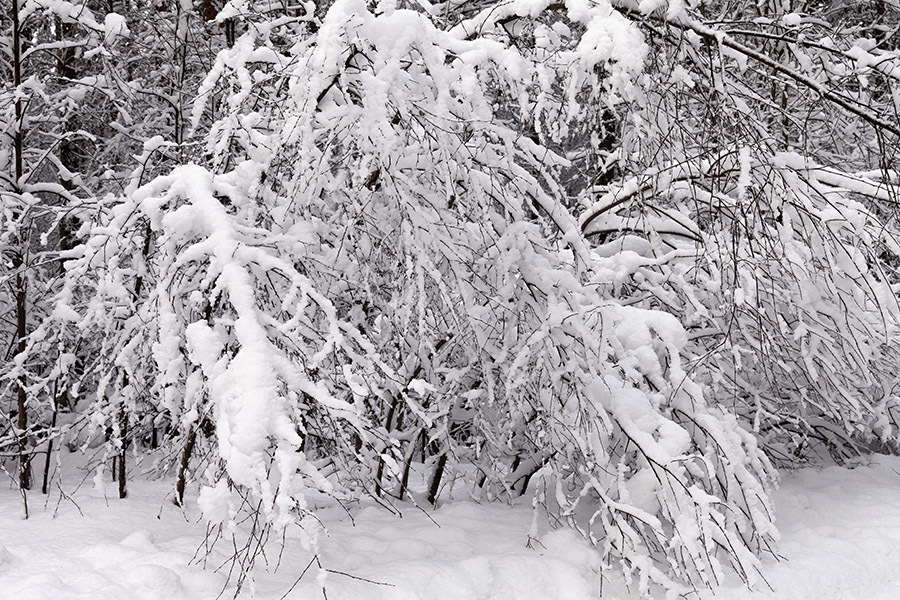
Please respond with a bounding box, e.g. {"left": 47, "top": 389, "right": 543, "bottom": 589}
{"left": 781, "top": 13, "right": 802, "bottom": 27}
{"left": 103, "top": 13, "right": 129, "bottom": 45}
{"left": 701, "top": 456, "right": 900, "bottom": 600}
{"left": 4, "top": 455, "right": 900, "bottom": 599}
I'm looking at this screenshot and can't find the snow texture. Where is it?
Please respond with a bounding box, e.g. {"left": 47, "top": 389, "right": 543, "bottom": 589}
{"left": 2, "top": 456, "right": 900, "bottom": 599}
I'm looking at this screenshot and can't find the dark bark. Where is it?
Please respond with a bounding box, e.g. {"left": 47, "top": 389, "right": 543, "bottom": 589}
{"left": 10, "top": 1, "right": 29, "bottom": 494}
{"left": 117, "top": 402, "right": 127, "bottom": 498}
{"left": 397, "top": 430, "right": 424, "bottom": 501}
{"left": 11, "top": 0, "right": 23, "bottom": 186}
{"left": 427, "top": 451, "right": 447, "bottom": 506}
{"left": 174, "top": 425, "right": 197, "bottom": 506}
{"left": 41, "top": 386, "right": 60, "bottom": 494}
{"left": 15, "top": 261, "right": 30, "bottom": 491}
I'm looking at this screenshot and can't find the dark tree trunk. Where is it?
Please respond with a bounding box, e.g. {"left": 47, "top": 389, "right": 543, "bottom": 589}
{"left": 117, "top": 403, "right": 127, "bottom": 498}
{"left": 11, "top": 0, "right": 23, "bottom": 186}
{"left": 41, "top": 385, "right": 60, "bottom": 494}
{"left": 15, "top": 268, "right": 30, "bottom": 491}
{"left": 174, "top": 425, "right": 197, "bottom": 506}
{"left": 427, "top": 451, "right": 447, "bottom": 506}
{"left": 10, "top": 0, "right": 29, "bottom": 493}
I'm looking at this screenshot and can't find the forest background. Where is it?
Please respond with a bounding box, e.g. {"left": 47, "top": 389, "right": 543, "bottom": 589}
{"left": 4, "top": 0, "right": 900, "bottom": 596}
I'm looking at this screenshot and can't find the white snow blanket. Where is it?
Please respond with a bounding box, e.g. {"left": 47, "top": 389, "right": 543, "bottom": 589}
{"left": 1, "top": 455, "right": 899, "bottom": 599}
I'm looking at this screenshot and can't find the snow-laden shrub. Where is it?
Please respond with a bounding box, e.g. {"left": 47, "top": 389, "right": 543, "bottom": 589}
{"left": 584, "top": 152, "right": 900, "bottom": 465}
{"left": 22, "top": 0, "right": 782, "bottom": 594}
{"left": 578, "top": 1, "right": 900, "bottom": 464}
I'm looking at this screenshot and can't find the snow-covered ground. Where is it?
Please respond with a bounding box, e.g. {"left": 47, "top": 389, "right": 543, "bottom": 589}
{"left": 2, "top": 455, "right": 900, "bottom": 600}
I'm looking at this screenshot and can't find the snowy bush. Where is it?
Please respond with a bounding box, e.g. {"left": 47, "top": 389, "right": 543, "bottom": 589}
{"left": 20, "top": 0, "right": 779, "bottom": 594}
{"left": 11, "top": 0, "right": 900, "bottom": 596}
{"left": 580, "top": 1, "right": 900, "bottom": 464}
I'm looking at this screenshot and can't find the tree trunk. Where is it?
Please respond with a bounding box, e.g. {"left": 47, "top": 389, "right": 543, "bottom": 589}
{"left": 174, "top": 425, "right": 197, "bottom": 506}
{"left": 117, "top": 403, "right": 127, "bottom": 498}
{"left": 114, "top": 225, "right": 153, "bottom": 499}
{"left": 374, "top": 395, "right": 400, "bottom": 497}
{"left": 427, "top": 450, "right": 447, "bottom": 506}
{"left": 10, "top": 0, "right": 31, "bottom": 495}
{"left": 14, "top": 258, "right": 30, "bottom": 491}
{"left": 397, "top": 430, "right": 424, "bottom": 501}
{"left": 41, "top": 385, "right": 60, "bottom": 494}
{"left": 11, "top": 0, "right": 23, "bottom": 186}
